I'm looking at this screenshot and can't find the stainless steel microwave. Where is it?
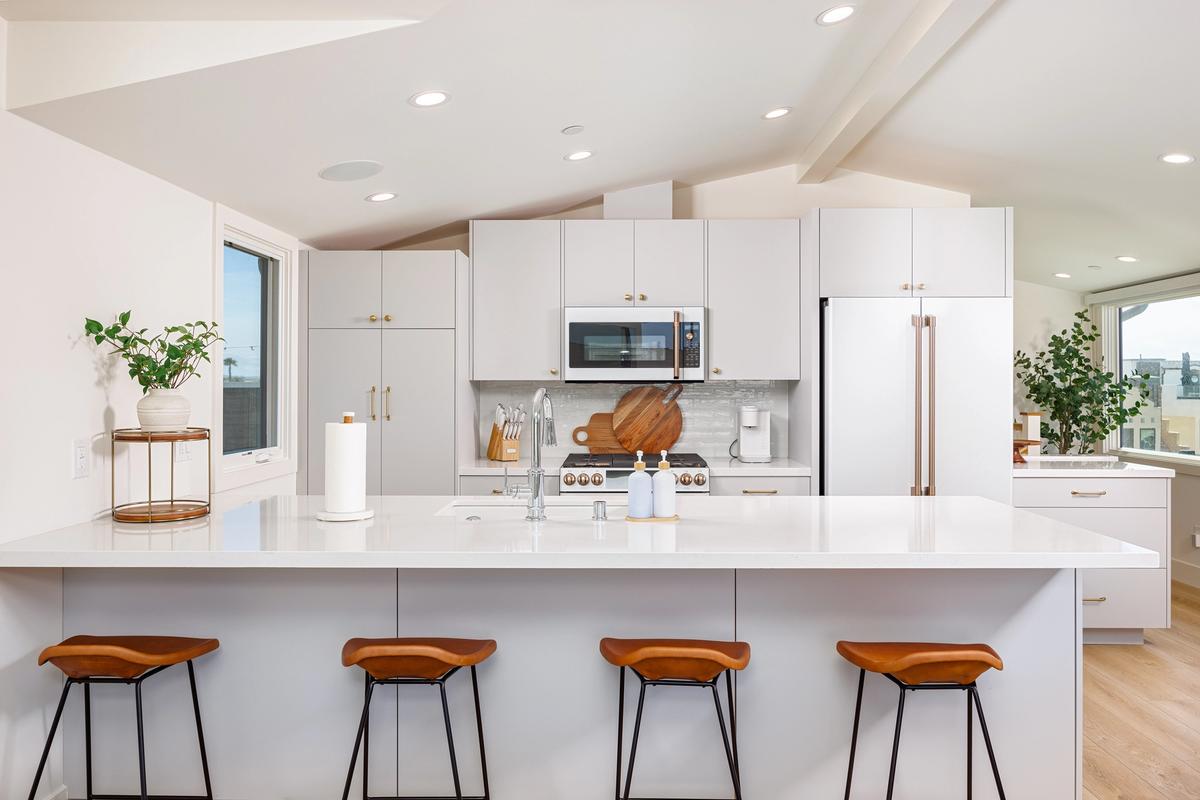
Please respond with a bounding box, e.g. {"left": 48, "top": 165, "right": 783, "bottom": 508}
{"left": 563, "top": 307, "right": 705, "bottom": 382}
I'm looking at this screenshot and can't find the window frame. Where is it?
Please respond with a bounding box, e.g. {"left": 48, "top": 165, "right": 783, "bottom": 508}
{"left": 213, "top": 206, "right": 300, "bottom": 491}
{"left": 1088, "top": 271, "right": 1200, "bottom": 475}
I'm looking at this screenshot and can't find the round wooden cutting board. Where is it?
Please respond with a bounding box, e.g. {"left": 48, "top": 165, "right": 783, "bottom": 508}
{"left": 612, "top": 385, "right": 684, "bottom": 455}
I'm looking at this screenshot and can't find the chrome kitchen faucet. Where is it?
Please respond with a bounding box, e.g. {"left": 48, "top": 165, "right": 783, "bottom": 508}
{"left": 508, "top": 387, "right": 556, "bottom": 521}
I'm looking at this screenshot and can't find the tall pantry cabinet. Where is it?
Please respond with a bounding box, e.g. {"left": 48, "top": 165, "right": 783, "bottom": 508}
{"left": 303, "top": 250, "right": 467, "bottom": 495}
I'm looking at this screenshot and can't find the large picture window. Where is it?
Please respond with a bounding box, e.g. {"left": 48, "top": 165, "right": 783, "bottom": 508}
{"left": 1118, "top": 294, "right": 1200, "bottom": 457}
{"left": 222, "top": 241, "right": 280, "bottom": 456}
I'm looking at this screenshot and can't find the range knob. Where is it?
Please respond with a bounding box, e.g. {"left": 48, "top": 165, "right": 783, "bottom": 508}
{"left": 679, "top": 473, "right": 693, "bottom": 486}
{"left": 578, "top": 473, "right": 591, "bottom": 486}
{"left": 694, "top": 473, "right": 706, "bottom": 486}
{"left": 563, "top": 473, "right": 576, "bottom": 486}
{"left": 591, "top": 472, "right": 604, "bottom": 487}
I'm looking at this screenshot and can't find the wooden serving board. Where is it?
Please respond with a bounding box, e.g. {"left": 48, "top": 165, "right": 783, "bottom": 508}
{"left": 571, "top": 412, "right": 628, "bottom": 453}
{"left": 612, "top": 385, "right": 683, "bottom": 455}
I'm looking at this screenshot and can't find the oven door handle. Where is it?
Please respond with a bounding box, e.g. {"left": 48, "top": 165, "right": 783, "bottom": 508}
{"left": 672, "top": 309, "right": 682, "bottom": 380}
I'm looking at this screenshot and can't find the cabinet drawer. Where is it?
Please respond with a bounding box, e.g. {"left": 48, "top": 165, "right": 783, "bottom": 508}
{"left": 1081, "top": 568, "right": 1169, "bottom": 629}
{"left": 458, "top": 475, "right": 559, "bottom": 497}
{"left": 1012, "top": 478, "right": 1166, "bottom": 508}
{"left": 1023, "top": 507, "right": 1167, "bottom": 559}
{"left": 709, "top": 476, "right": 810, "bottom": 496}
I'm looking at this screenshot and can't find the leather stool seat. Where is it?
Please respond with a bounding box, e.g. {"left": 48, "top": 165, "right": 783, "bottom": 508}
{"left": 836, "top": 640, "right": 1003, "bottom": 685}
{"left": 39, "top": 635, "right": 220, "bottom": 680}
{"left": 600, "top": 637, "right": 750, "bottom": 682}
{"left": 342, "top": 637, "right": 497, "bottom": 680}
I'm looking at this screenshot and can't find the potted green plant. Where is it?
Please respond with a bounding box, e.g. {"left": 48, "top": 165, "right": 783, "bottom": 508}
{"left": 1014, "top": 310, "right": 1148, "bottom": 455}
{"left": 84, "top": 311, "right": 222, "bottom": 432}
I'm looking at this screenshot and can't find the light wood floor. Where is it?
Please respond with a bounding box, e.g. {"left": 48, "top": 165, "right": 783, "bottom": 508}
{"left": 1084, "top": 582, "right": 1200, "bottom": 799}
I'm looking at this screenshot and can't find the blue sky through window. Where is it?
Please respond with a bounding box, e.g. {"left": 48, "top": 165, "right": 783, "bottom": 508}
{"left": 223, "top": 244, "right": 263, "bottom": 385}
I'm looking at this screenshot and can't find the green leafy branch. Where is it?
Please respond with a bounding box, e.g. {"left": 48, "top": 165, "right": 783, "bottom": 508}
{"left": 1014, "top": 310, "right": 1148, "bottom": 455}
{"left": 84, "top": 310, "right": 222, "bottom": 394}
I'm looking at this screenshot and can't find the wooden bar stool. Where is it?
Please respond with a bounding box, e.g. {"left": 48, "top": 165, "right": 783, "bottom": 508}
{"left": 600, "top": 637, "right": 750, "bottom": 800}
{"left": 837, "top": 640, "right": 1007, "bottom": 800}
{"left": 340, "top": 637, "right": 496, "bottom": 800}
{"left": 28, "top": 635, "right": 219, "bottom": 800}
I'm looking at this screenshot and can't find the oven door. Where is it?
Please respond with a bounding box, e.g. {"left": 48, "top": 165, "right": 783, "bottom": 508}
{"left": 563, "top": 307, "right": 704, "bottom": 382}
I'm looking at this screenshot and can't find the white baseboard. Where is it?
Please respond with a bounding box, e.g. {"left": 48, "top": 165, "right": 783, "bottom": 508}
{"left": 1172, "top": 557, "right": 1200, "bottom": 589}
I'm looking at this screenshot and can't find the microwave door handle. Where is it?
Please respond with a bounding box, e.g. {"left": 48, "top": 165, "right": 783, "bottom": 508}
{"left": 673, "top": 310, "right": 682, "bottom": 380}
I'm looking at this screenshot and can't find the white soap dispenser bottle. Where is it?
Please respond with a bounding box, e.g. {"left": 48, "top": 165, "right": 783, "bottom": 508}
{"left": 653, "top": 450, "right": 677, "bottom": 519}
{"left": 627, "top": 450, "right": 654, "bottom": 519}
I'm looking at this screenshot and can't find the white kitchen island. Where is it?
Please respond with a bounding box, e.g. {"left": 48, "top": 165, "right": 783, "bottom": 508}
{"left": 0, "top": 494, "right": 1155, "bottom": 800}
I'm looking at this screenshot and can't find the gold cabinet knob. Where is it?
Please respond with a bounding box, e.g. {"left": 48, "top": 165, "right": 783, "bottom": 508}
{"left": 383, "top": 314, "right": 393, "bottom": 322}
{"left": 916, "top": 282, "right": 926, "bottom": 290}
{"left": 901, "top": 283, "right": 911, "bottom": 290}
{"left": 549, "top": 367, "right": 559, "bottom": 375}
{"left": 638, "top": 292, "right": 647, "bottom": 301}
{"left": 711, "top": 367, "right": 722, "bottom": 375}
{"left": 369, "top": 314, "right": 379, "bottom": 322}
{"left": 624, "top": 293, "right": 633, "bottom": 301}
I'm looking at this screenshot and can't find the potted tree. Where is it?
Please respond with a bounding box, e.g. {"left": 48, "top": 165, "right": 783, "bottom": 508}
{"left": 85, "top": 311, "right": 222, "bottom": 431}
{"left": 1014, "top": 310, "right": 1148, "bottom": 455}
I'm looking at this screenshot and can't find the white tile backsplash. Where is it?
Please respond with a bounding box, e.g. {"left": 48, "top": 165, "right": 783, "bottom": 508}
{"left": 477, "top": 381, "right": 789, "bottom": 460}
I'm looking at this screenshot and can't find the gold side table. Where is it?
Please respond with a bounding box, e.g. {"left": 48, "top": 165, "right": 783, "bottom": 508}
{"left": 111, "top": 427, "right": 212, "bottom": 522}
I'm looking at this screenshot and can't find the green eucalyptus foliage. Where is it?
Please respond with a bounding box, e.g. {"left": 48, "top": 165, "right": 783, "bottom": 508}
{"left": 84, "top": 311, "right": 222, "bottom": 394}
{"left": 1014, "top": 310, "right": 1148, "bottom": 455}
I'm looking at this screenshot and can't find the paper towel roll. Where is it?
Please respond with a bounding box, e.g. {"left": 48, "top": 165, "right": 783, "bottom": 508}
{"left": 325, "top": 422, "right": 367, "bottom": 514}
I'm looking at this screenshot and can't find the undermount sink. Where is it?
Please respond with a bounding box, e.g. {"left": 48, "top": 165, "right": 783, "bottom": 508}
{"left": 436, "top": 499, "right": 628, "bottom": 522}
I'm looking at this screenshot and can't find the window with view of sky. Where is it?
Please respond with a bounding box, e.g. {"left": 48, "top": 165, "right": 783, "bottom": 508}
{"left": 1120, "top": 295, "right": 1200, "bottom": 457}
{"left": 223, "top": 243, "right": 278, "bottom": 454}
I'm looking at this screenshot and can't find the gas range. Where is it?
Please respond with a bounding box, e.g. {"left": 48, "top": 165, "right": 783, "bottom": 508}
{"left": 559, "top": 452, "right": 710, "bottom": 493}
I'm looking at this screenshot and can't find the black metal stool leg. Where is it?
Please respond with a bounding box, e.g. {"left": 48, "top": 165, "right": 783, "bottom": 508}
{"left": 134, "top": 680, "right": 149, "bottom": 800}
{"left": 470, "top": 665, "right": 491, "bottom": 800}
{"left": 614, "top": 666, "right": 625, "bottom": 800}
{"left": 711, "top": 676, "right": 742, "bottom": 800}
{"left": 439, "top": 680, "right": 464, "bottom": 800}
{"left": 843, "top": 668, "right": 865, "bottom": 800}
{"left": 27, "top": 679, "right": 72, "bottom": 800}
{"left": 885, "top": 687, "right": 906, "bottom": 800}
{"left": 725, "top": 669, "right": 740, "bottom": 783}
{"left": 967, "top": 688, "right": 973, "bottom": 800}
{"left": 970, "top": 687, "right": 1007, "bottom": 800}
{"left": 85, "top": 680, "right": 94, "bottom": 800}
{"left": 186, "top": 660, "right": 214, "bottom": 800}
{"left": 342, "top": 679, "right": 375, "bottom": 800}
{"left": 621, "top": 679, "right": 648, "bottom": 800}
{"left": 363, "top": 672, "right": 371, "bottom": 800}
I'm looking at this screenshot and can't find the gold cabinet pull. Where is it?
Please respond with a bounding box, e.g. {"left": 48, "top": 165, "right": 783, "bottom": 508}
{"left": 916, "top": 282, "right": 926, "bottom": 290}
{"left": 384, "top": 386, "right": 392, "bottom": 421}
{"left": 369, "top": 314, "right": 379, "bottom": 322}
{"left": 1071, "top": 490, "right": 1108, "bottom": 497}
{"left": 901, "top": 282, "right": 911, "bottom": 290}
{"left": 925, "top": 314, "right": 936, "bottom": 496}
{"left": 549, "top": 367, "right": 559, "bottom": 376}
{"left": 383, "top": 314, "right": 393, "bottom": 322}
{"left": 624, "top": 293, "right": 633, "bottom": 301}
{"left": 491, "top": 488, "right": 505, "bottom": 495}
{"left": 712, "top": 367, "right": 722, "bottom": 375}
{"left": 742, "top": 489, "right": 778, "bottom": 495}
{"left": 910, "top": 314, "right": 923, "bottom": 496}
{"left": 638, "top": 292, "right": 647, "bottom": 301}
{"left": 1083, "top": 596, "right": 1108, "bottom": 603}
{"left": 369, "top": 386, "right": 377, "bottom": 421}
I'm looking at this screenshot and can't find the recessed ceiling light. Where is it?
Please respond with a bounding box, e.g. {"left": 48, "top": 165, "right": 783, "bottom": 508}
{"left": 409, "top": 90, "right": 449, "bottom": 108}
{"left": 565, "top": 150, "right": 593, "bottom": 161}
{"left": 1053, "top": 273, "right": 1071, "bottom": 279}
{"left": 365, "top": 192, "right": 397, "bottom": 203}
{"left": 763, "top": 107, "right": 792, "bottom": 120}
{"left": 318, "top": 160, "right": 383, "bottom": 182}
{"left": 1087, "top": 264, "right": 1102, "bottom": 270}
{"left": 1116, "top": 255, "right": 1139, "bottom": 263}
{"left": 816, "top": 5, "right": 856, "bottom": 25}
{"left": 561, "top": 124, "right": 585, "bottom": 136}
{"left": 1159, "top": 152, "right": 1195, "bottom": 165}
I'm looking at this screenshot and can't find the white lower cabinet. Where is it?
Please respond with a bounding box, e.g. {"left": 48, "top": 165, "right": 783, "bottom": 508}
{"left": 709, "top": 476, "right": 810, "bottom": 496}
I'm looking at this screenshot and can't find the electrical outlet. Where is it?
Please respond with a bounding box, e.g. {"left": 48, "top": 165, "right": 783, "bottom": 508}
{"left": 71, "top": 439, "right": 89, "bottom": 479}
{"left": 176, "top": 441, "right": 191, "bottom": 462}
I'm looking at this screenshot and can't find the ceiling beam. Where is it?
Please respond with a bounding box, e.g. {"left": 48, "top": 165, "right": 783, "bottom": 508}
{"left": 795, "top": 0, "right": 999, "bottom": 184}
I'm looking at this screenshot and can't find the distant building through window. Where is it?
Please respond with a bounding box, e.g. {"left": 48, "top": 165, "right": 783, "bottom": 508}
{"left": 222, "top": 242, "right": 279, "bottom": 455}
{"left": 1119, "top": 295, "right": 1200, "bottom": 457}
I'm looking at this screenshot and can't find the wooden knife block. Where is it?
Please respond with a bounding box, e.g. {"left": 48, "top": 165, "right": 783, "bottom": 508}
{"left": 487, "top": 423, "right": 520, "bottom": 462}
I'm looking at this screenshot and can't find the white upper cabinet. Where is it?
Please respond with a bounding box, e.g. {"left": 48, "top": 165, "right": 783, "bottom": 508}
{"left": 382, "top": 250, "right": 456, "bottom": 328}
{"left": 819, "top": 209, "right": 913, "bottom": 298}
{"left": 912, "top": 208, "right": 1007, "bottom": 297}
{"left": 707, "top": 219, "right": 800, "bottom": 380}
{"left": 634, "top": 220, "right": 705, "bottom": 306}
{"left": 471, "top": 220, "right": 562, "bottom": 381}
{"left": 563, "top": 220, "right": 634, "bottom": 306}
{"left": 307, "top": 251, "right": 382, "bottom": 328}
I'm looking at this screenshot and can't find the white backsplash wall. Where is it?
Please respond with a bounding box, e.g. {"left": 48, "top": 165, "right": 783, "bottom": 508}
{"left": 476, "top": 382, "right": 790, "bottom": 460}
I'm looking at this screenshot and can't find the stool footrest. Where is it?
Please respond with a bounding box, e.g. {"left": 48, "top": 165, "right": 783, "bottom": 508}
{"left": 88, "top": 795, "right": 212, "bottom": 799}
{"left": 366, "top": 796, "right": 487, "bottom": 800}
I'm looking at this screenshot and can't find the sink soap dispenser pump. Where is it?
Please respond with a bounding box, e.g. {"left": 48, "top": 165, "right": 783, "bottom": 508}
{"left": 627, "top": 450, "right": 654, "bottom": 519}
{"left": 653, "top": 450, "right": 677, "bottom": 519}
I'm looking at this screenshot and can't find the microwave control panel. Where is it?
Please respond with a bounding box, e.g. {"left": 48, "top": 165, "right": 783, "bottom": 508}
{"left": 681, "top": 322, "right": 702, "bottom": 368}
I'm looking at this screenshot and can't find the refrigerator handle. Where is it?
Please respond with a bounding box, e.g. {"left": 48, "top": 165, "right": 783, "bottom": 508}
{"left": 925, "top": 315, "right": 936, "bottom": 496}
{"left": 911, "top": 314, "right": 923, "bottom": 496}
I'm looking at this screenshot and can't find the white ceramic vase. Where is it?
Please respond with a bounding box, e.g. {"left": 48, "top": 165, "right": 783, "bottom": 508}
{"left": 137, "top": 388, "right": 191, "bottom": 432}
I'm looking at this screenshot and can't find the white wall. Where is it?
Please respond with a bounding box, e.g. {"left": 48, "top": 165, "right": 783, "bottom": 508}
{"left": 1012, "top": 279, "right": 1084, "bottom": 416}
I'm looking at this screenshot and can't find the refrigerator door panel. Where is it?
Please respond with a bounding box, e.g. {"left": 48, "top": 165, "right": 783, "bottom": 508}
{"left": 921, "top": 297, "right": 1013, "bottom": 503}
{"left": 823, "top": 298, "right": 923, "bottom": 495}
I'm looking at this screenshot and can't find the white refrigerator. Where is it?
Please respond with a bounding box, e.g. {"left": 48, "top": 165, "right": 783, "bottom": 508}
{"left": 822, "top": 297, "right": 1013, "bottom": 503}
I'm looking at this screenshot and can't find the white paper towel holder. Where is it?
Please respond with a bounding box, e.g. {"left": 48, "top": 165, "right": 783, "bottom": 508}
{"left": 316, "top": 507, "right": 376, "bottom": 522}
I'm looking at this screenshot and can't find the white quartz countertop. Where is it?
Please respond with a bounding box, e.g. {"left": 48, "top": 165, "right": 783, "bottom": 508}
{"left": 0, "top": 494, "right": 1156, "bottom": 570}
{"left": 459, "top": 456, "right": 810, "bottom": 477}
{"left": 1013, "top": 459, "right": 1175, "bottom": 478}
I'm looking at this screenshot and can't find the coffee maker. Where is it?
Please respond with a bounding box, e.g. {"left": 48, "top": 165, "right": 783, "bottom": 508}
{"left": 737, "top": 405, "right": 771, "bottom": 463}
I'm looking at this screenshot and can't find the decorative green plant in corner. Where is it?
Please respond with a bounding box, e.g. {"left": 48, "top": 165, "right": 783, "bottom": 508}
{"left": 1014, "top": 310, "right": 1148, "bottom": 455}
{"left": 84, "top": 311, "right": 222, "bottom": 393}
